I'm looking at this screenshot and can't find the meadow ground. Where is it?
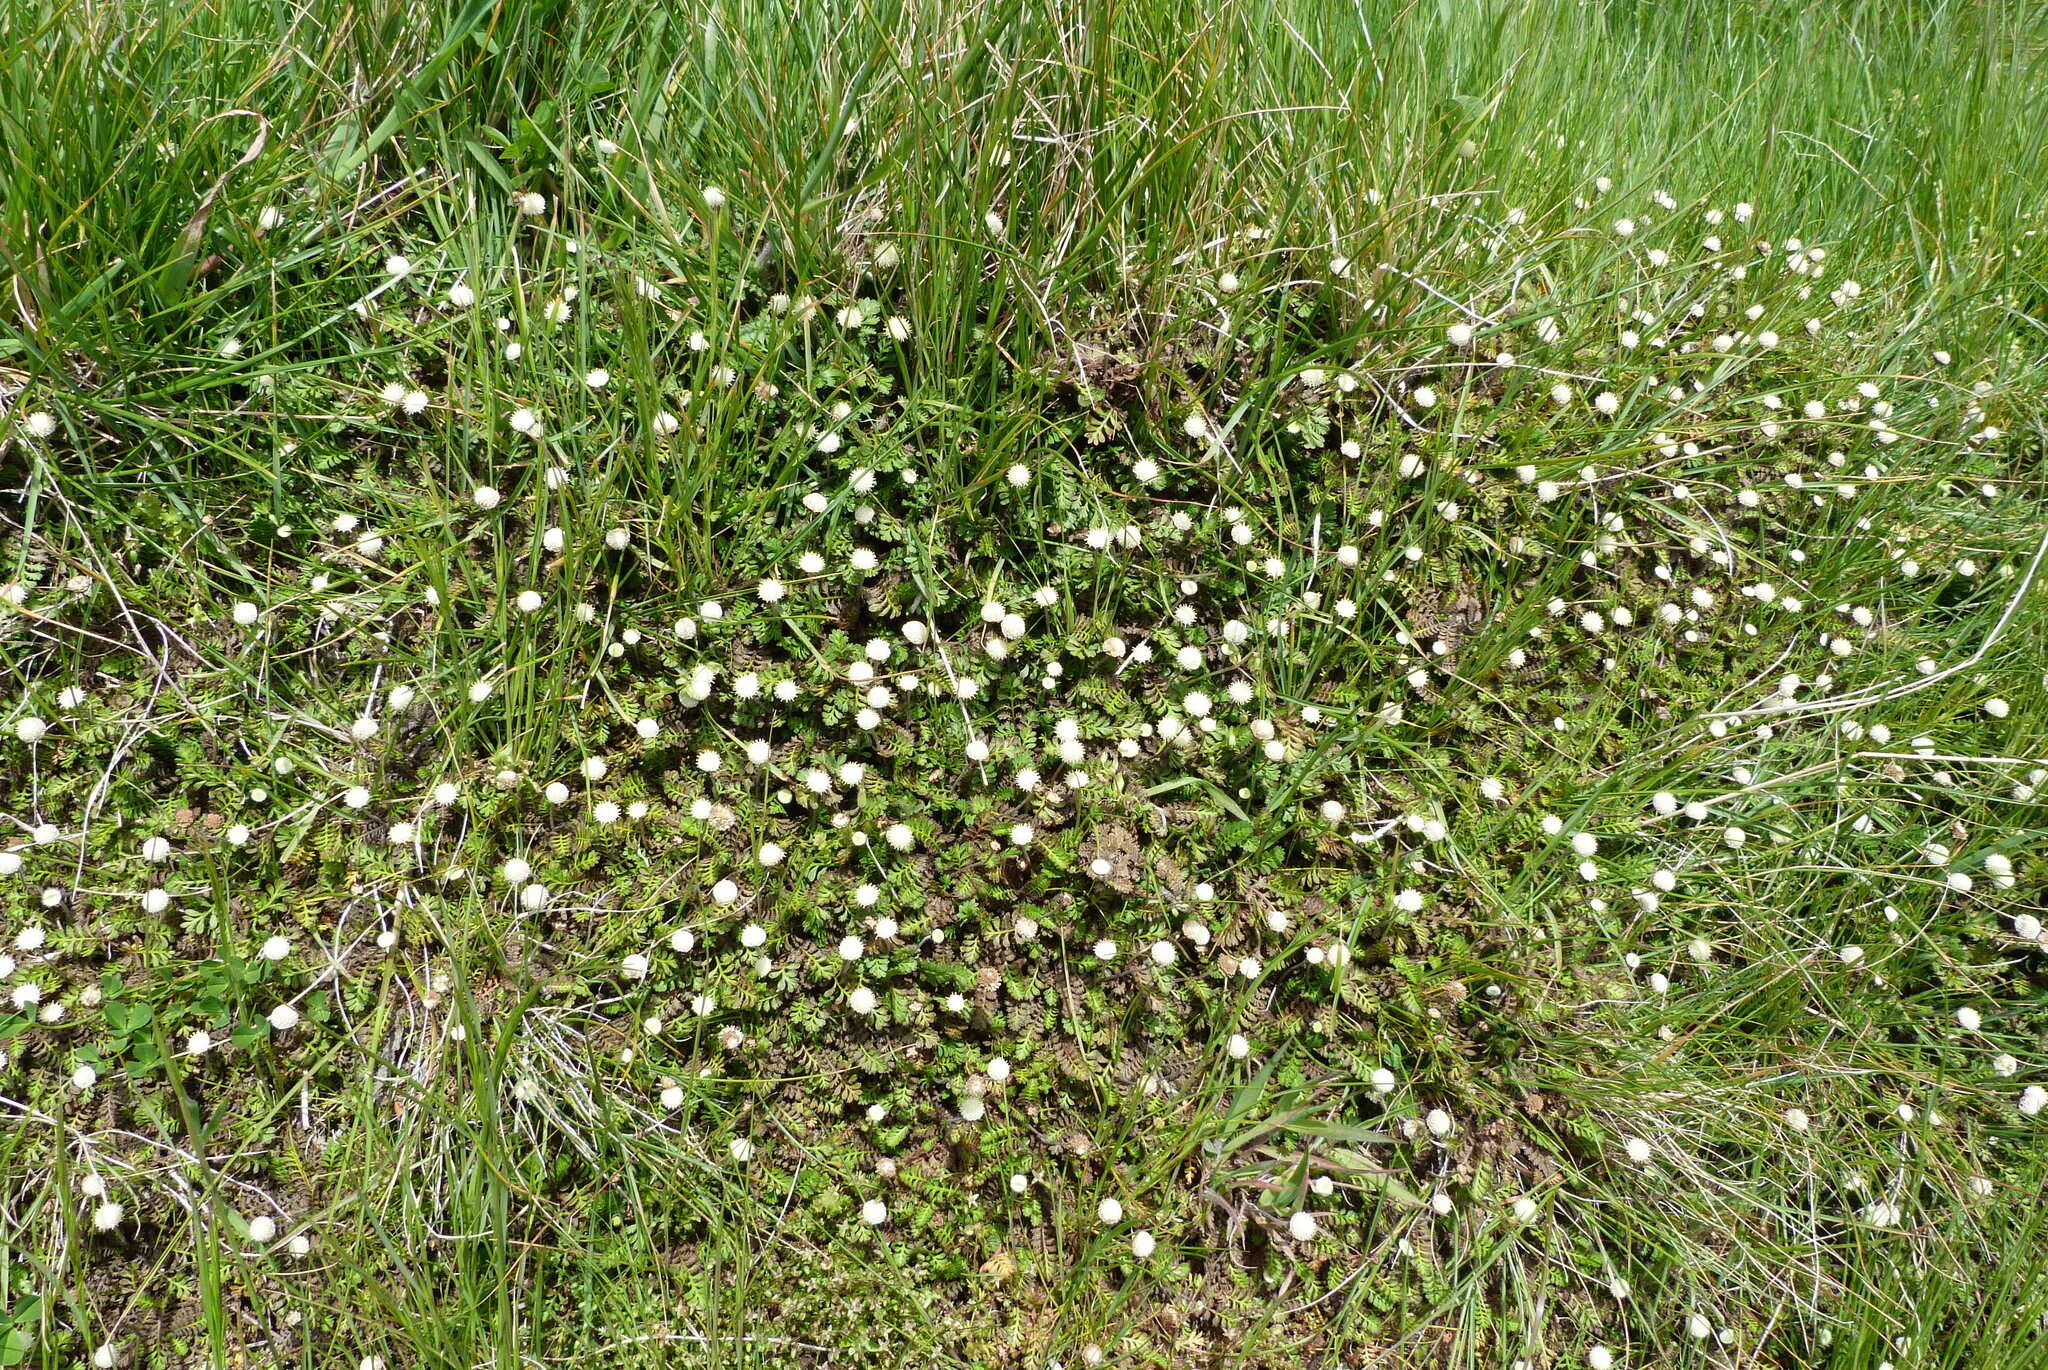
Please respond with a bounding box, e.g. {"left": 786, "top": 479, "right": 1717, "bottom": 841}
{"left": 3, "top": 1, "right": 2047, "bottom": 1367}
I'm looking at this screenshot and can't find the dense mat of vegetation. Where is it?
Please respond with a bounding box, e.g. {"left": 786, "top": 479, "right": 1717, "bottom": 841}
{"left": 3, "top": 1, "right": 2046, "bottom": 1367}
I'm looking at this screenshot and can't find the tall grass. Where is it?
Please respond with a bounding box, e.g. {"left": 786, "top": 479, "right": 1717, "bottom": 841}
{"left": 6, "top": 0, "right": 2044, "bottom": 449}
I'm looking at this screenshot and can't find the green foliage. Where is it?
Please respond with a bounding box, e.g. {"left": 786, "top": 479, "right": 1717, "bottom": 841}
{"left": 2, "top": 1, "right": 2047, "bottom": 1368}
